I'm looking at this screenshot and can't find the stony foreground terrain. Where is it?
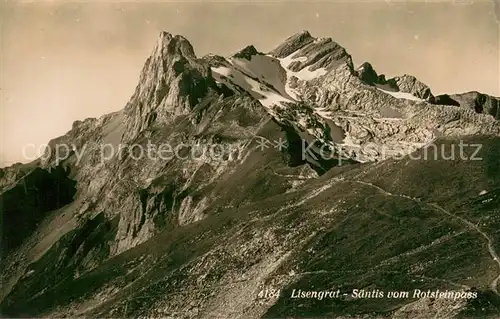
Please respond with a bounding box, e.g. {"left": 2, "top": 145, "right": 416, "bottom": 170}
{"left": 1, "top": 31, "right": 500, "bottom": 318}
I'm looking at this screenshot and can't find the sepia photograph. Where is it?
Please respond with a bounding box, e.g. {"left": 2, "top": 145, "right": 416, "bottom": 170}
{"left": 1, "top": 0, "right": 499, "bottom": 317}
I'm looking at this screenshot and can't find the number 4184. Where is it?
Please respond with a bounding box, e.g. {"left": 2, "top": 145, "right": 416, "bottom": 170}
{"left": 258, "top": 288, "right": 281, "bottom": 299}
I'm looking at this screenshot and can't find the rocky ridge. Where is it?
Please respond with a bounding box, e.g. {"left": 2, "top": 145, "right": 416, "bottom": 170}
{"left": 1, "top": 31, "right": 500, "bottom": 318}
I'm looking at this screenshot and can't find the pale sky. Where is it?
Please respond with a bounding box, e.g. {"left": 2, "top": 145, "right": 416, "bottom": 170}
{"left": 1, "top": 0, "right": 499, "bottom": 166}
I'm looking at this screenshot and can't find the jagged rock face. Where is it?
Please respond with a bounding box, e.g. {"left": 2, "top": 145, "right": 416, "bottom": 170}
{"left": 122, "top": 32, "right": 219, "bottom": 142}
{"left": 3, "top": 30, "right": 500, "bottom": 258}
{"left": 269, "top": 30, "right": 315, "bottom": 58}
{"left": 0, "top": 77, "right": 321, "bottom": 309}
{"left": 393, "top": 74, "right": 434, "bottom": 100}
{"left": 285, "top": 56, "right": 499, "bottom": 162}
{"left": 270, "top": 34, "right": 353, "bottom": 72}
{"left": 200, "top": 54, "right": 228, "bottom": 67}
{"left": 431, "top": 93, "right": 461, "bottom": 107}
{"left": 0, "top": 162, "right": 39, "bottom": 192}
{"left": 353, "top": 61, "right": 500, "bottom": 122}
{"left": 231, "top": 45, "right": 263, "bottom": 60}
{"left": 3, "top": 136, "right": 500, "bottom": 318}
{"left": 355, "top": 63, "right": 433, "bottom": 100}
{"left": 1, "top": 30, "right": 500, "bottom": 318}
{"left": 432, "top": 91, "right": 500, "bottom": 120}
{"left": 356, "top": 62, "right": 380, "bottom": 85}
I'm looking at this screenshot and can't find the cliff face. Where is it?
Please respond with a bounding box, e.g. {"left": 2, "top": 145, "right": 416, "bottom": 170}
{"left": 122, "top": 32, "right": 221, "bottom": 142}
{"left": 433, "top": 91, "right": 500, "bottom": 120}
{"left": 1, "top": 31, "right": 500, "bottom": 318}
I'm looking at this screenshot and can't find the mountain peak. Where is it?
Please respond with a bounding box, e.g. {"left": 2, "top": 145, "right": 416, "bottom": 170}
{"left": 158, "top": 30, "right": 173, "bottom": 41}
{"left": 269, "top": 30, "right": 316, "bottom": 58}
{"left": 296, "top": 30, "right": 313, "bottom": 39}
{"left": 153, "top": 31, "right": 196, "bottom": 60}
{"left": 356, "top": 62, "right": 380, "bottom": 85}
{"left": 123, "top": 31, "right": 214, "bottom": 141}
{"left": 392, "top": 74, "right": 433, "bottom": 100}
{"left": 231, "top": 45, "right": 262, "bottom": 60}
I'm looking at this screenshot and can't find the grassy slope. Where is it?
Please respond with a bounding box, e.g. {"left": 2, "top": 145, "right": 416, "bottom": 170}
{"left": 1, "top": 136, "right": 500, "bottom": 318}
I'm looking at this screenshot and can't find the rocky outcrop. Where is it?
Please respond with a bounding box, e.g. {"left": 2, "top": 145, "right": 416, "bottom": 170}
{"left": 393, "top": 74, "right": 434, "bottom": 100}
{"left": 354, "top": 64, "right": 500, "bottom": 122}
{"left": 432, "top": 91, "right": 500, "bottom": 120}
{"left": 269, "top": 30, "right": 315, "bottom": 58}
{"left": 288, "top": 56, "right": 500, "bottom": 162}
{"left": 270, "top": 33, "right": 353, "bottom": 72}
{"left": 2, "top": 30, "right": 500, "bottom": 318}
{"left": 231, "top": 45, "right": 263, "bottom": 60}
{"left": 356, "top": 62, "right": 381, "bottom": 86}
{"left": 3, "top": 136, "right": 500, "bottom": 318}
{"left": 122, "top": 32, "right": 219, "bottom": 142}
{"left": 355, "top": 63, "right": 433, "bottom": 100}
{"left": 431, "top": 93, "right": 461, "bottom": 107}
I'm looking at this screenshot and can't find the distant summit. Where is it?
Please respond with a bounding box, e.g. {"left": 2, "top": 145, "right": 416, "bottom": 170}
{"left": 231, "top": 45, "right": 263, "bottom": 60}
{"left": 432, "top": 91, "right": 500, "bottom": 120}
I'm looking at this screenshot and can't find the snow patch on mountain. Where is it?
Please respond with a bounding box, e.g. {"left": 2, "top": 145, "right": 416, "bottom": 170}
{"left": 228, "top": 55, "right": 293, "bottom": 100}
{"left": 315, "top": 107, "right": 333, "bottom": 119}
{"left": 277, "top": 51, "right": 328, "bottom": 100}
{"left": 211, "top": 49, "right": 329, "bottom": 110}
{"left": 377, "top": 88, "right": 424, "bottom": 102}
{"left": 278, "top": 51, "right": 328, "bottom": 79}
{"left": 211, "top": 65, "right": 292, "bottom": 112}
